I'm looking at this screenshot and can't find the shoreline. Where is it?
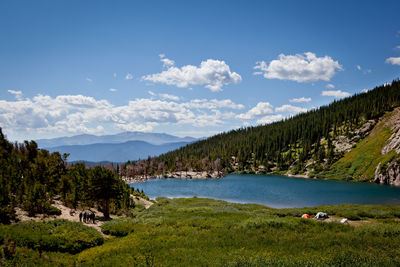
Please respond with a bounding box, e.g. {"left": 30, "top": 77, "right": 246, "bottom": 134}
{"left": 122, "top": 171, "right": 223, "bottom": 184}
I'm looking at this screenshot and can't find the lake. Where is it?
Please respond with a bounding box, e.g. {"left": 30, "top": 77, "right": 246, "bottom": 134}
{"left": 131, "top": 174, "right": 400, "bottom": 208}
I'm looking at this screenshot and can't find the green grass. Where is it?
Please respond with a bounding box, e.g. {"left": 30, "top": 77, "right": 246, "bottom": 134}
{"left": 0, "top": 219, "right": 104, "bottom": 254}
{"left": 2, "top": 198, "right": 400, "bottom": 266}
{"left": 318, "top": 113, "right": 396, "bottom": 181}
{"left": 78, "top": 198, "right": 400, "bottom": 266}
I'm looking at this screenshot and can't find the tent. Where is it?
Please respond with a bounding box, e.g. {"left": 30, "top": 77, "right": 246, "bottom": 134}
{"left": 315, "top": 212, "right": 329, "bottom": 220}
{"left": 301, "top": 214, "right": 311, "bottom": 219}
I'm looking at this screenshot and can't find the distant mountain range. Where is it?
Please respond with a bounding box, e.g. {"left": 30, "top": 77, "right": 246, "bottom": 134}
{"left": 47, "top": 140, "right": 191, "bottom": 162}
{"left": 37, "top": 131, "right": 197, "bottom": 148}
{"left": 38, "top": 132, "right": 197, "bottom": 162}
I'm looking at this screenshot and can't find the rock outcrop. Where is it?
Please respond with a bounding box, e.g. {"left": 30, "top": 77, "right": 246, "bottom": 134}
{"left": 333, "top": 120, "right": 376, "bottom": 154}
{"left": 375, "top": 161, "right": 400, "bottom": 186}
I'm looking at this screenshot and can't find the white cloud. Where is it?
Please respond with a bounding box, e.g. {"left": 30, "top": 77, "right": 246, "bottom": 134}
{"left": 187, "top": 99, "right": 245, "bottom": 110}
{"left": 386, "top": 57, "right": 400, "bottom": 66}
{"left": 257, "top": 114, "right": 284, "bottom": 124}
{"left": 275, "top": 104, "right": 307, "bottom": 113}
{"left": 362, "top": 89, "right": 369, "bottom": 93}
{"left": 125, "top": 73, "right": 133, "bottom": 80}
{"left": 159, "top": 93, "right": 180, "bottom": 101}
{"left": 254, "top": 52, "right": 342, "bottom": 83}
{"left": 236, "top": 102, "right": 274, "bottom": 120}
{"left": 86, "top": 77, "right": 93, "bottom": 82}
{"left": 148, "top": 91, "right": 156, "bottom": 96}
{"left": 0, "top": 92, "right": 247, "bottom": 139}
{"left": 143, "top": 58, "right": 242, "bottom": 92}
{"left": 396, "top": 45, "right": 400, "bottom": 49}
{"left": 159, "top": 54, "right": 175, "bottom": 68}
{"left": 356, "top": 65, "right": 361, "bottom": 70}
{"left": 109, "top": 88, "right": 117, "bottom": 92}
{"left": 8, "top": 90, "right": 23, "bottom": 100}
{"left": 289, "top": 97, "right": 311, "bottom": 103}
{"left": 326, "top": 84, "right": 335, "bottom": 89}
{"left": 321, "top": 90, "right": 350, "bottom": 98}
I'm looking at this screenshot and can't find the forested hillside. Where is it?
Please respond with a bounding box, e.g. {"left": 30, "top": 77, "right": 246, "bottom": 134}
{"left": 0, "top": 130, "right": 134, "bottom": 224}
{"left": 125, "top": 80, "right": 400, "bottom": 181}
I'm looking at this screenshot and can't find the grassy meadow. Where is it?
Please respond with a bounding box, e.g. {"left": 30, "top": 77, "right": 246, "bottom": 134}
{"left": 2, "top": 197, "right": 400, "bottom": 266}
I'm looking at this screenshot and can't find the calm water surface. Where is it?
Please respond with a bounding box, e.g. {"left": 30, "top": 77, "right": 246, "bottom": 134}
{"left": 131, "top": 174, "right": 400, "bottom": 208}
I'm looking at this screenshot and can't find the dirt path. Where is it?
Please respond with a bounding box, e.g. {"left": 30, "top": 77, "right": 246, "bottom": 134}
{"left": 15, "top": 196, "right": 154, "bottom": 235}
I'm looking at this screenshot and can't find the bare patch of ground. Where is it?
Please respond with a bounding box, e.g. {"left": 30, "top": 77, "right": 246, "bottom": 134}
{"left": 14, "top": 196, "right": 154, "bottom": 235}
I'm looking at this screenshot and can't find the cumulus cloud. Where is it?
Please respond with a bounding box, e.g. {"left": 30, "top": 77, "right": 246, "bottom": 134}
{"left": 125, "top": 73, "right": 133, "bottom": 80}
{"left": 321, "top": 90, "right": 350, "bottom": 98}
{"left": 289, "top": 97, "right": 311, "bottom": 103}
{"left": 8, "top": 90, "right": 23, "bottom": 100}
{"left": 386, "top": 57, "right": 400, "bottom": 66}
{"left": 257, "top": 114, "right": 284, "bottom": 124}
{"left": 0, "top": 92, "right": 248, "bottom": 138}
{"left": 142, "top": 57, "right": 242, "bottom": 92}
{"left": 159, "top": 54, "right": 175, "bottom": 68}
{"left": 186, "top": 99, "right": 245, "bottom": 110}
{"left": 236, "top": 102, "right": 274, "bottom": 120}
{"left": 254, "top": 52, "right": 342, "bottom": 83}
{"left": 159, "top": 93, "right": 180, "bottom": 101}
{"left": 356, "top": 65, "right": 361, "bottom": 70}
{"left": 275, "top": 104, "right": 307, "bottom": 113}
{"left": 109, "top": 88, "right": 117, "bottom": 92}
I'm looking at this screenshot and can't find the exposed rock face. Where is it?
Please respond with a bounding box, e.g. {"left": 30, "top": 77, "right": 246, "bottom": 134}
{"left": 333, "top": 120, "right": 376, "bottom": 154}
{"left": 382, "top": 124, "right": 400, "bottom": 154}
{"left": 375, "top": 161, "right": 400, "bottom": 186}
{"left": 354, "top": 120, "right": 376, "bottom": 136}
{"left": 382, "top": 107, "right": 400, "bottom": 154}
{"left": 333, "top": 136, "right": 353, "bottom": 153}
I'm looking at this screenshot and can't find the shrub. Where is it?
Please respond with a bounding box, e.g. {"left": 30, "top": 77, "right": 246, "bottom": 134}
{"left": 102, "top": 218, "right": 138, "bottom": 237}
{"left": 45, "top": 205, "right": 62, "bottom": 216}
{"left": 0, "top": 206, "right": 16, "bottom": 224}
{"left": 0, "top": 219, "right": 103, "bottom": 254}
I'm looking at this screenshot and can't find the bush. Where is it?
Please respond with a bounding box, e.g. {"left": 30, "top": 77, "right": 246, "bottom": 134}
{"left": 0, "top": 219, "right": 103, "bottom": 254}
{"left": 0, "top": 206, "right": 16, "bottom": 224}
{"left": 45, "top": 205, "right": 62, "bottom": 216}
{"left": 102, "top": 218, "right": 137, "bottom": 237}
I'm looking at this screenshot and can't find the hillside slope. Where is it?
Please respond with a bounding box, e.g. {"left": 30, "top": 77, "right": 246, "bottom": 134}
{"left": 316, "top": 108, "right": 400, "bottom": 183}
{"left": 123, "top": 80, "right": 400, "bottom": 184}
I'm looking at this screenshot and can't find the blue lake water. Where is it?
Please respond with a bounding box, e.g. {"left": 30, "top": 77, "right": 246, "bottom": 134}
{"left": 131, "top": 174, "right": 400, "bottom": 208}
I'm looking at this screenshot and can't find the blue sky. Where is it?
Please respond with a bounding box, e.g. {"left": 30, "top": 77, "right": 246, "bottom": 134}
{"left": 1, "top": 0, "right": 400, "bottom": 141}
